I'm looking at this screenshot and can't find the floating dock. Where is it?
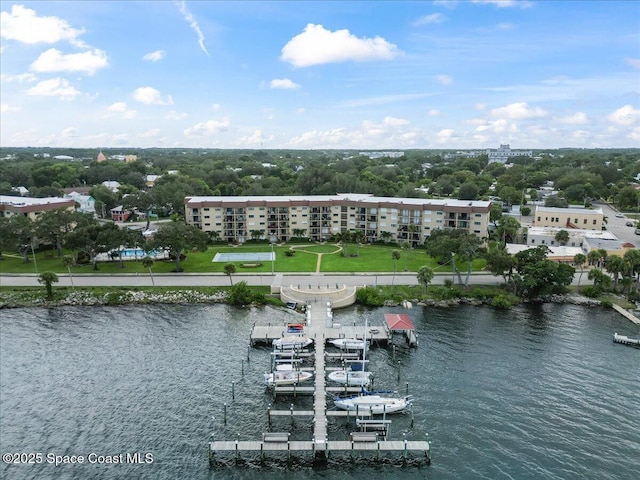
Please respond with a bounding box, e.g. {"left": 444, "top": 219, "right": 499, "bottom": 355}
{"left": 209, "top": 294, "right": 430, "bottom": 467}
{"left": 613, "top": 332, "right": 640, "bottom": 347}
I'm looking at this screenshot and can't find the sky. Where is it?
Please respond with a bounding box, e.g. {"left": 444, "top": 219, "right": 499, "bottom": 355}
{"left": 1, "top": 0, "right": 639, "bottom": 150}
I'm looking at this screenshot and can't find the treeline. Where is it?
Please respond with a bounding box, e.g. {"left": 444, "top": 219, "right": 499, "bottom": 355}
{"left": 1, "top": 148, "right": 639, "bottom": 217}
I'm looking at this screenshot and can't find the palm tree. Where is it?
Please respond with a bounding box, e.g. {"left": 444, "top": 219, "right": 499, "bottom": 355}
{"left": 38, "top": 271, "right": 59, "bottom": 300}
{"left": 587, "top": 250, "right": 601, "bottom": 267}
{"left": 605, "top": 255, "right": 625, "bottom": 292}
{"left": 417, "top": 266, "right": 435, "bottom": 295}
{"left": 353, "top": 230, "right": 364, "bottom": 256}
{"left": 573, "top": 253, "right": 586, "bottom": 291}
{"left": 62, "top": 255, "right": 75, "bottom": 290}
{"left": 391, "top": 249, "right": 401, "bottom": 285}
{"left": 142, "top": 256, "right": 155, "bottom": 286}
{"left": 224, "top": 263, "right": 237, "bottom": 285}
{"left": 380, "top": 231, "right": 393, "bottom": 244}
{"left": 408, "top": 223, "right": 419, "bottom": 246}
{"left": 401, "top": 240, "right": 411, "bottom": 271}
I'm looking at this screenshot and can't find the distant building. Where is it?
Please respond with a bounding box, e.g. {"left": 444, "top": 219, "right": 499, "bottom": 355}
{"left": 64, "top": 191, "right": 96, "bottom": 215}
{"left": 110, "top": 205, "right": 131, "bottom": 222}
{"left": 533, "top": 206, "right": 604, "bottom": 231}
{"left": 125, "top": 155, "right": 138, "bottom": 163}
{"left": 0, "top": 195, "right": 75, "bottom": 220}
{"left": 101, "top": 181, "right": 121, "bottom": 193}
{"left": 487, "top": 144, "right": 532, "bottom": 164}
{"left": 145, "top": 175, "right": 162, "bottom": 187}
{"left": 527, "top": 226, "right": 616, "bottom": 249}
{"left": 12, "top": 186, "right": 29, "bottom": 196}
{"left": 506, "top": 243, "right": 584, "bottom": 263}
{"left": 359, "top": 151, "right": 405, "bottom": 159}
{"left": 97, "top": 150, "right": 107, "bottom": 162}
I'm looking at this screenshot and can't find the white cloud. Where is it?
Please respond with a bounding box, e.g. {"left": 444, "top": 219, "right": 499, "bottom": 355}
{"left": 490, "top": 102, "right": 547, "bottom": 119}
{"left": 383, "top": 116, "right": 410, "bottom": 126}
{"left": 61, "top": 127, "right": 77, "bottom": 137}
{"left": 184, "top": 119, "right": 230, "bottom": 137}
{"left": 435, "top": 74, "right": 452, "bottom": 86}
{"left": 413, "top": 13, "right": 446, "bottom": 26}
{"left": 625, "top": 58, "right": 640, "bottom": 70}
{"left": 471, "top": 0, "right": 533, "bottom": 8}
{"left": 296, "top": 108, "right": 306, "bottom": 115}
{"left": 475, "top": 103, "right": 487, "bottom": 111}
{"left": 557, "top": 112, "right": 590, "bottom": 125}
{"left": 237, "top": 129, "right": 273, "bottom": 146}
{"left": 139, "top": 129, "right": 163, "bottom": 140}
{"left": 607, "top": 105, "right": 640, "bottom": 126}
{"left": 26, "top": 78, "right": 80, "bottom": 100}
{"left": 133, "top": 87, "right": 174, "bottom": 105}
{"left": 30, "top": 48, "right": 108, "bottom": 75}
{"left": 143, "top": 50, "right": 166, "bottom": 62}
{"left": 0, "top": 72, "right": 37, "bottom": 83}
{"left": 437, "top": 129, "right": 457, "bottom": 141}
{"left": 1, "top": 103, "right": 21, "bottom": 113}
{"left": 107, "top": 102, "right": 127, "bottom": 113}
{"left": 281, "top": 24, "right": 400, "bottom": 67}
{"left": 166, "top": 110, "right": 187, "bottom": 120}
{"left": 211, "top": 103, "right": 221, "bottom": 111}
{"left": 0, "top": 5, "right": 85, "bottom": 46}
{"left": 269, "top": 78, "right": 301, "bottom": 89}
{"left": 177, "top": 1, "right": 209, "bottom": 56}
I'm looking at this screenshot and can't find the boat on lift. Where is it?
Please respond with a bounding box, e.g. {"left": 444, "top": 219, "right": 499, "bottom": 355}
{"left": 328, "top": 338, "right": 367, "bottom": 350}
{"left": 334, "top": 389, "right": 412, "bottom": 414}
{"left": 327, "top": 368, "right": 373, "bottom": 386}
{"left": 263, "top": 364, "right": 313, "bottom": 386}
{"left": 272, "top": 336, "right": 313, "bottom": 350}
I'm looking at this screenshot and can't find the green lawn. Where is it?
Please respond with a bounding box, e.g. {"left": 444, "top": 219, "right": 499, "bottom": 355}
{"left": 0, "top": 243, "right": 487, "bottom": 275}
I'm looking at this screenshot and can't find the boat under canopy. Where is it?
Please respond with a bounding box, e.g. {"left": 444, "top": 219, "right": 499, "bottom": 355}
{"left": 272, "top": 336, "right": 313, "bottom": 350}
{"left": 333, "top": 390, "right": 411, "bottom": 414}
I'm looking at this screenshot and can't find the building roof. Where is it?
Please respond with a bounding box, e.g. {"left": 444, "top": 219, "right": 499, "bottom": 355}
{"left": 505, "top": 244, "right": 584, "bottom": 258}
{"left": 185, "top": 194, "right": 491, "bottom": 210}
{"left": 384, "top": 314, "right": 415, "bottom": 331}
{"left": 535, "top": 206, "right": 604, "bottom": 215}
{"left": 527, "top": 226, "right": 618, "bottom": 240}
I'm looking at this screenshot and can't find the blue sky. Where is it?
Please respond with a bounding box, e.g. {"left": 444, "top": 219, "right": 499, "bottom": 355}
{"left": 1, "top": 0, "right": 639, "bottom": 150}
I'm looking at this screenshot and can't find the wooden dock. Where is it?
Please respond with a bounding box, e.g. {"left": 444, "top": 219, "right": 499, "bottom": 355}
{"left": 210, "top": 297, "right": 430, "bottom": 467}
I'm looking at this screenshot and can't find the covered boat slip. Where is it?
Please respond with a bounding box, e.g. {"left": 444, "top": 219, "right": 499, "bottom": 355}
{"left": 384, "top": 313, "right": 418, "bottom": 347}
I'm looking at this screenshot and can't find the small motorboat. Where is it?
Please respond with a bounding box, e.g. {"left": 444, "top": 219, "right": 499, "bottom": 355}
{"left": 272, "top": 336, "right": 313, "bottom": 350}
{"left": 329, "top": 338, "right": 367, "bottom": 350}
{"left": 327, "top": 369, "right": 373, "bottom": 386}
{"left": 264, "top": 365, "right": 313, "bottom": 386}
{"left": 286, "top": 323, "right": 305, "bottom": 333}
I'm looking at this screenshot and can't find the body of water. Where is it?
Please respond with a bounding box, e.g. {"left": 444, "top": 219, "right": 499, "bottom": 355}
{"left": 1, "top": 303, "right": 639, "bottom": 480}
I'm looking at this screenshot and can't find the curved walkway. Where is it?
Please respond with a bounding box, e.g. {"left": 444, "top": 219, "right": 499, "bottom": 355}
{"left": 289, "top": 244, "right": 342, "bottom": 273}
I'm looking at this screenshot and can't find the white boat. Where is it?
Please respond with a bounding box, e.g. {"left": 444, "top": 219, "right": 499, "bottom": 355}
{"left": 272, "top": 336, "right": 313, "bottom": 350}
{"left": 329, "top": 338, "right": 367, "bottom": 350}
{"left": 327, "top": 369, "right": 373, "bottom": 386}
{"left": 333, "top": 391, "right": 412, "bottom": 414}
{"left": 263, "top": 365, "right": 313, "bottom": 386}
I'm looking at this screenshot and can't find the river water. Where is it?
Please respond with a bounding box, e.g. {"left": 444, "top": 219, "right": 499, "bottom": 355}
{"left": 1, "top": 303, "right": 638, "bottom": 480}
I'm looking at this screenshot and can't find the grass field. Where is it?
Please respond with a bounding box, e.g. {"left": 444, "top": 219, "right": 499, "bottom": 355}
{"left": 0, "top": 242, "right": 486, "bottom": 275}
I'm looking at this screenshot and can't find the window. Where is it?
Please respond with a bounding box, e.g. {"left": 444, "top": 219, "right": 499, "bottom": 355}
{"left": 583, "top": 219, "right": 587, "bottom": 224}
{"left": 593, "top": 220, "right": 597, "bottom": 225}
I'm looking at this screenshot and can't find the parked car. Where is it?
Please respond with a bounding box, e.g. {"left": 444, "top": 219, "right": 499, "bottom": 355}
{"left": 635, "top": 229, "right": 640, "bottom": 235}
{"left": 626, "top": 221, "right": 634, "bottom": 227}
{"left": 615, "top": 213, "right": 624, "bottom": 218}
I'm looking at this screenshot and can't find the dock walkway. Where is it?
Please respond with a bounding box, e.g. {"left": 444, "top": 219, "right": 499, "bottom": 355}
{"left": 210, "top": 284, "right": 430, "bottom": 466}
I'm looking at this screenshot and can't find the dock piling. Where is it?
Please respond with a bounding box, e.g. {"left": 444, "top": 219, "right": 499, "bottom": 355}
{"left": 224, "top": 403, "right": 227, "bottom": 424}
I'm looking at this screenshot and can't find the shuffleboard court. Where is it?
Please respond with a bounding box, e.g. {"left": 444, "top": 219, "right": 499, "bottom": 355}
{"left": 212, "top": 252, "right": 275, "bottom": 262}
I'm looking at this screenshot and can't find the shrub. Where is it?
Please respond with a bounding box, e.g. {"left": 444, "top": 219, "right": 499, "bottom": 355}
{"left": 600, "top": 299, "right": 613, "bottom": 308}
{"left": 356, "top": 286, "right": 384, "bottom": 307}
{"left": 492, "top": 293, "right": 518, "bottom": 309}
{"left": 582, "top": 285, "right": 602, "bottom": 298}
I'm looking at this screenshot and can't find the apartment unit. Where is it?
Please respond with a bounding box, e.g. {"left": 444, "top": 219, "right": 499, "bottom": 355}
{"left": 0, "top": 195, "right": 75, "bottom": 220}
{"left": 184, "top": 193, "right": 491, "bottom": 244}
{"left": 533, "top": 206, "right": 604, "bottom": 231}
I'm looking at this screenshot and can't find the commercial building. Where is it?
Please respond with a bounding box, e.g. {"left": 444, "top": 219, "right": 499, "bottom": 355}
{"left": 487, "top": 144, "right": 532, "bottom": 164}
{"left": 533, "top": 206, "right": 604, "bottom": 231}
{"left": 0, "top": 195, "right": 75, "bottom": 220}
{"left": 184, "top": 193, "right": 491, "bottom": 244}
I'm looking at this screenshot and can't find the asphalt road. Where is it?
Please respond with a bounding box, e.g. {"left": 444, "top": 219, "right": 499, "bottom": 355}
{"left": 0, "top": 271, "right": 593, "bottom": 288}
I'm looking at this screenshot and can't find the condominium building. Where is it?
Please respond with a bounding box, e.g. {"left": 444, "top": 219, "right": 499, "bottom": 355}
{"left": 533, "top": 206, "right": 604, "bottom": 231}
{"left": 0, "top": 195, "right": 76, "bottom": 220}
{"left": 487, "top": 144, "right": 532, "bottom": 164}
{"left": 184, "top": 193, "right": 491, "bottom": 244}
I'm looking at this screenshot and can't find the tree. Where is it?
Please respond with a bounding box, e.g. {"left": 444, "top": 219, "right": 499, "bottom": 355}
{"left": 554, "top": 229, "right": 570, "bottom": 246}
{"left": 141, "top": 256, "right": 155, "bottom": 286}
{"left": 379, "top": 231, "right": 393, "bottom": 243}
{"left": 292, "top": 228, "right": 306, "bottom": 239}
{"left": 605, "top": 255, "right": 625, "bottom": 291}
{"left": 224, "top": 263, "right": 237, "bottom": 285}
{"left": 149, "top": 219, "right": 208, "bottom": 272}
{"left": 623, "top": 249, "right": 640, "bottom": 293}
{"left": 588, "top": 268, "right": 611, "bottom": 290}
{"left": 458, "top": 182, "right": 479, "bottom": 200}
{"left": 495, "top": 216, "right": 521, "bottom": 246}
{"left": 417, "top": 266, "right": 434, "bottom": 295}
{"left": 573, "top": 253, "right": 587, "bottom": 290}
{"left": 514, "top": 246, "right": 575, "bottom": 298}
{"left": 38, "top": 271, "right": 59, "bottom": 300}
{"left": 65, "top": 222, "right": 123, "bottom": 271}
{"left": 391, "top": 249, "right": 401, "bottom": 285}
{"left": 401, "top": 240, "right": 411, "bottom": 271}
{"left": 353, "top": 230, "right": 365, "bottom": 256}
{"left": 122, "top": 190, "right": 157, "bottom": 230}
{"left": 485, "top": 247, "right": 516, "bottom": 284}
{"left": 424, "top": 229, "right": 483, "bottom": 286}
{"left": 2, "top": 214, "right": 36, "bottom": 263}
{"left": 62, "top": 255, "right": 75, "bottom": 290}
{"left": 227, "top": 281, "right": 256, "bottom": 306}
{"left": 35, "top": 210, "right": 90, "bottom": 258}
